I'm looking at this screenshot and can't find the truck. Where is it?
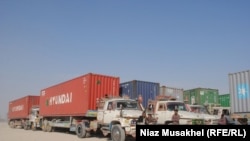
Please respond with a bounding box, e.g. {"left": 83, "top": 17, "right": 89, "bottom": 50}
{"left": 186, "top": 104, "right": 219, "bottom": 125}
{"left": 31, "top": 73, "right": 143, "bottom": 141}
{"left": 8, "top": 95, "right": 40, "bottom": 129}
{"left": 145, "top": 95, "right": 206, "bottom": 125}
{"left": 228, "top": 70, "right": 250, "bottom": 125}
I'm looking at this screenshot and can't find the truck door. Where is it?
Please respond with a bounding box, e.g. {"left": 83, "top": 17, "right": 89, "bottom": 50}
{"left": 103, "top": 101, "right": 117, "bottom": 124}
{"left": 155, "top": 103, "right": 167, "bottom": 124}
{"left": 97, "top": 99, "right": 105, "bottom": 123}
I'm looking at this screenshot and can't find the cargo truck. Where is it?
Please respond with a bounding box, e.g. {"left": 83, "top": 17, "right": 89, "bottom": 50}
{"left": 34, "top": 73, "right": 143, "bottom": 141}
{"left": 8, "top": 95, "right": 40, "bottom": 129}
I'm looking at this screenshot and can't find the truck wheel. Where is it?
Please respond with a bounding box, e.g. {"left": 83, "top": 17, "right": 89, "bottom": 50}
{"left": 42, "top": 120, "right": 47, "bottom": 132}
{"left": 111, "top": 125, "right": 125, "bottom": 141}
{"left": 46, "top": 124, "right": 53, "bottom": 132}
{"left": 76, "top": 123, "right": 86, "bottom": 138}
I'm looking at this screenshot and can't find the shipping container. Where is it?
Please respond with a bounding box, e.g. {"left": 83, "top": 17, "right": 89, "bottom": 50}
{"left": 8, "top": 95, "right": 40, "bottom": 120}
{"left": 159, "top": 85, "right": 184, "bottom": 101}
{"left": 40, "top": 73, "right": 120, "bottom": 117}
{"left": 218, "top": 94, "right": 230, "bottom": 107}
{"left": 229, "top": 70, "right": 250, "bottom": 113}
{"left": 183, "top": 88, "right": 219, "bottom": 105}
{"left": 119, "top": 80, "right": 160, "bottom": 108}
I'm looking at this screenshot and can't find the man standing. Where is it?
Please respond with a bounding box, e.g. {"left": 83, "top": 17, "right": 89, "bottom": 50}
{"left": 172, "top": 109, "right": 180, "bottom": 125}
{"left": 218, "top": 114, "right": 227, "bottom": 125}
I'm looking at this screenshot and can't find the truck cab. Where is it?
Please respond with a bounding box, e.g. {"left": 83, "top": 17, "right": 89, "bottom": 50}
{"left": 211, "top": 107, "right": 237, "bottom": 125}
{"left": 24, "top": 106, "right": 41, "bottom": 130}
{"left": 146, "top": 95, "right": 205, "bottom": 125}
{"left": 97, "top": 96, "right": 143, "bottom": 141}
{"left": 75, "top": 96, "right": 144, "bottom": 141}
{"left": 186, "top": 104, "right": 219, "bottom": 125}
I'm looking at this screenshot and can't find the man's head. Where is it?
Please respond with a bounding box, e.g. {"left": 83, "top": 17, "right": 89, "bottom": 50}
{"left": 174, "top": 109, "right": 178, "bottom": 114}
{"left": 148, "top": 113, "right": 152, "bottom": 117}
{"left": 221, "top": 114, "right": 224, "bottom": 117}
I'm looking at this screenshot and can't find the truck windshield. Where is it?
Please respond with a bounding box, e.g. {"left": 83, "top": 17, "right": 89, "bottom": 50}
{"left": 116, "top": 100, "right": 139, "bottom": 110}
{"left": 167, "top": 102, "right": 187, "bottom": 111}
{"left": 189, "top": 105, "right": 210, "bottom": 114}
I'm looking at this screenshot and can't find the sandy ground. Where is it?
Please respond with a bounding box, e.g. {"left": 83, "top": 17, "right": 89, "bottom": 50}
{"left": 0, "top": 122, "right": 135, "bottom": 141}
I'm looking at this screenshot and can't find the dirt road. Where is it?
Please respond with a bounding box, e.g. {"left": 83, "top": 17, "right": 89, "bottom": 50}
{"left": 0, "top": 122, "right": 114, "bottom": 141}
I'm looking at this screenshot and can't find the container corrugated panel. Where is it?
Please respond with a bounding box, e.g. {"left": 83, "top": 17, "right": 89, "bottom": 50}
{"left": 8, "top": 95, "right": 40, "bottom": 120}
{"left": 183, "top": 88, "right": 219, "bottom": 105}
{"left": 159, "top": 86, "right": 184, "bottom": 101}
{"left": 183, "top": 89, "right": 200, "bottom": 105}
{"left": 40, "top": 73, "right": 120, "bottom": 117}
{"left": 218, "top": 94, "right": 230, "bottom": 107}
{"left": 229, "top": 70, "right": 250, "bottom": 113}
{"left": 120, "top": 80, "right": 160, "bottom": 108}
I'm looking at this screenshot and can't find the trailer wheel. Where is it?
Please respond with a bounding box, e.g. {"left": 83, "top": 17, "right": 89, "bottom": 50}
{"left": 9, "top": 121, "right": 15, "bottom": 128}
{"left": 111, "top": 125, "right": 125, "bottom": 141}
{"left": 76, "top": 123, "right": 86, "bottom": 138}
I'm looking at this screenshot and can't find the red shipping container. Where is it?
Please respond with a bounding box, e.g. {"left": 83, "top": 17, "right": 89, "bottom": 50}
{"left": 8, "top": 95, "right": 40, "bottom": 119}
{"left": 40, "top": 73, "right": 120, "bottom": 117}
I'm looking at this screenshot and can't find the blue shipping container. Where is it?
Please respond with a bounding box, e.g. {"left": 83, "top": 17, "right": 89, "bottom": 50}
{"left": 119, "top": 80, "right": 160, "bottom": 108}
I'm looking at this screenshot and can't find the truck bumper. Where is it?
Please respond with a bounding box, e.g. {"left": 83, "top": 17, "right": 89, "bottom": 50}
{"left": 124, "top": 126, "right": 136, "bottom": 138}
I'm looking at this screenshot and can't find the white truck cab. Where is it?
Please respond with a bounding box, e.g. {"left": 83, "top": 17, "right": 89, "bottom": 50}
{"left": 24, "top": 106, "right": 41, "bottom": 130}
{"left": 145, "top": 96, "right": 205, "bottom": 125}
{"left": 95, "top": 96, "right": 144, "bottom": 141}
{"left": 186, "top": 104, "right": 219, "bottom": 125}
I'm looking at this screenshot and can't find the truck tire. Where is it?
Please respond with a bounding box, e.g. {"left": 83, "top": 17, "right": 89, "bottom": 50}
{"left": 42, "top": 120, "right": 47, "bottom": 132}
{"left": 111, "top": 125, "right": 125, "bottom": 141}
{"left": 10, "top": 121, "right": 15, "bottom": 128}
{"left": 46, "top": 124, "right": 53, "bottom": 132}
{"left": 76, "top": 123, "right": 86, "bottom": 138}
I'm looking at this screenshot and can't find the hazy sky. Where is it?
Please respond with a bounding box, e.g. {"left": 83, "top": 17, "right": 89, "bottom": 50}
{"left": 0, "top": 0, "right": 250, "bottom": 119}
